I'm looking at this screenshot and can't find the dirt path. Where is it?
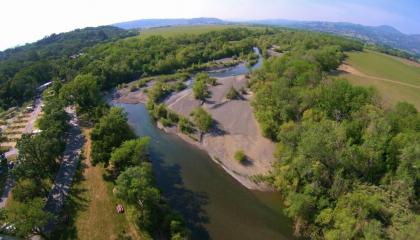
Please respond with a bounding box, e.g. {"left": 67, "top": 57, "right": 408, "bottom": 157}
{"left": 339, "top": 64, "right": 420, "bottom": 90}
{"left": 74, "top": 129, "right": 140, "bottom": 240}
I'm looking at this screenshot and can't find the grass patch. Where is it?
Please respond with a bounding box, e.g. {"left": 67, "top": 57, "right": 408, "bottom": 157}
{"left": 52, "top": 129, "right": 141, "bottom": 240}
{"left": 346, "top": 50, "right": 420, "bottom": 87}
{"left": 342, "top": 50, "right": 420, "bottom": 110}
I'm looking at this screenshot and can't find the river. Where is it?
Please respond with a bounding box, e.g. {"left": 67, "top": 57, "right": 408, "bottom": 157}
{"left": 112, "top": 48, "right": 295, "bottom": 239}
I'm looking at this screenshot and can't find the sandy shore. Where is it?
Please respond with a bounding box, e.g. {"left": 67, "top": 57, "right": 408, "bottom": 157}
{"left": 115, "top": 75, "right": 276, "bottom": 190}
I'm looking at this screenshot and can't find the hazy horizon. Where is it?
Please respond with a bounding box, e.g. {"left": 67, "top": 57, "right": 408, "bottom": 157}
{"left": 1, "top": 0, "right": 419, "bottom": 51}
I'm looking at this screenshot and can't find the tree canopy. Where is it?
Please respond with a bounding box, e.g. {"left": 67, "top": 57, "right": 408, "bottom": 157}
{"left": 91, "top": 107, "right": 135, "bottom": 165}
{"left": 251, "top": 31, "right": 420, "bottom": 238}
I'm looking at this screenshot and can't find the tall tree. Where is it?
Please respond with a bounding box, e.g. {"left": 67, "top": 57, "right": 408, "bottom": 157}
{"left": 6, "top": 198, "right": 53, "bottom": 238}
{"left": 91, "top": 107, "right": 135, "bottom": 165}
{"left": 110, "top": 137, "right": 150, "bottom": 173}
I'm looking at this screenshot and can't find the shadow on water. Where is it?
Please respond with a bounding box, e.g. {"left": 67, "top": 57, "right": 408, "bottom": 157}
{"left": 150, "top": 148, "right": 210, "bottom": 239}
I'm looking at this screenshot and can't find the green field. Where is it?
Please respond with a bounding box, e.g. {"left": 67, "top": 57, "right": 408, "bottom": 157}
{"left": 342, "top": 50, "right": 420, "bottom": 109}
{"left": 138, "top": 24, "right": 259, "bottom": 38}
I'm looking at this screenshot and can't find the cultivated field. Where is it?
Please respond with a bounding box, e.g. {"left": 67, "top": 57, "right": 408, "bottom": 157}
{"left": 340, "top": 50, "right": 420, "bottom": 109}
{"left": 138, "top": 25, "right": 260, "bottom": 38}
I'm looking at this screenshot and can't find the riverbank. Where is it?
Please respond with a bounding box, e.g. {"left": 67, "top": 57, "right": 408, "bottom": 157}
{"left": 115, "top": 74, "right": 276, "bottom": 191}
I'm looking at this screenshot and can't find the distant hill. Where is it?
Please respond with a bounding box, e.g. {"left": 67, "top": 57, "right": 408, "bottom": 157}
{"left": 246, "top": 19, "right": 420, "bottom": 55}
{"left": 112, "top": 17, "right": 225, "bottom": 30}
{"left": 0, "top": 26, "right": 136, "bottom": 61}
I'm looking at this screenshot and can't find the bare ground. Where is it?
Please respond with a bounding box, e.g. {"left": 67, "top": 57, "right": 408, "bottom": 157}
{"left": 164, "top": 75, "right": 276, "bottom": 190}
{"left": 114, "top": 88, "right": 148, "bottom": 104}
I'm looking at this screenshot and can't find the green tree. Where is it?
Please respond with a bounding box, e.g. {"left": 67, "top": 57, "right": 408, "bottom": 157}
{"left": 110, "top": 137, "right": 150, "bottom": 173}
{"left": 91, "top": 107, "right": 135, "bottom": 165}
{"left": 6, "top": 198, "right": 53, "bottom": 238}
{"left": 14, "top": 134, "right": 63, "bottom": 189}
{"left": 324, "top": 185, "right": 387, "bottom": 240}
{"left": 191, "top": 107, "right": 213, "bottom": 134}
{"left": 192, "top": 80, "right": 209, "bottom": 102}
{"left": 316, "top": 79, "right": 375, "bottom": 121}
{"left": 12, "top": 179, "right": 47, "bottom": 202}
{"left": 59, "top": 73, "right": 101, "bottom": 113}
{"left": 115, "top": 165, "right": 161, "bottom": 231}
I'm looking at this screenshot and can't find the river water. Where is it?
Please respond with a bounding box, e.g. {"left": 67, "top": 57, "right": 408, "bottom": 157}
{"left": 112, "top": 48, "right": 295, "bottom": 239}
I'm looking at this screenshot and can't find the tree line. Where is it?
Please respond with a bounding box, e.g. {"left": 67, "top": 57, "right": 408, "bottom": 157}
{"left": 0, "top": 82, "right": 69, "bottom": 238}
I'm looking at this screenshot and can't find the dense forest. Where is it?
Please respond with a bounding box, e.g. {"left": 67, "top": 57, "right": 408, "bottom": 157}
{"left": 251, "top": 31, "right": 419, "bottom": 239}
{"left": 0, "top": 26, "right": 136, "bottom": 109}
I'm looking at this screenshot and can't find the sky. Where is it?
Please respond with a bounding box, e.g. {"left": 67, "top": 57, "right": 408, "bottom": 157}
{"left": 0, "top": 0, "right": 419, "bottom": 50}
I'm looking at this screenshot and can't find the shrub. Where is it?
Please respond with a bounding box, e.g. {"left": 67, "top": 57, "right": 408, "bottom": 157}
{"left": 234, "top": 150, "right": 246, "bottom": 163}
{"left": 191, "top": 107, "right": 213, "bottom": 133}
{"left": 192, "top": 80, "right": 209, "bottom": 101}
{"left": 179, "top": 118, "right": 194, "bottom": 134}
{"left": 167, "top": 111, "right": 179, "bottom": 124}
{"left": 226, "top": 87, "right": 239, "bottom": 100}
{"left": 161, "top": 118, "right": 173, "bottom": 127}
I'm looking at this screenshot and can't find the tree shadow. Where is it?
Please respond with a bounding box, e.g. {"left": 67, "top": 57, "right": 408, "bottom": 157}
{"left": 240, "top": 156, "right": 254, "bottom": 167}
{"left": 209, "top": 120, "right": 228, "bottom": 137}
{"left": 151, "top": 149, "right": 210, "bottom": 240}
{"left": 50, "top": 160, "right": 90, "bottom": 240}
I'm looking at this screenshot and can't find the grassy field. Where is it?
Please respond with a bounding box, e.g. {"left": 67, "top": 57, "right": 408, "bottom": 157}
{"left": 53, "top": 129, "right": 142, "bottom": 240}
{"left": 138, "top": 24, "right": 260, "bottom": 38}
{"left": 341, "top": 50, "right": 420, "bottom": 110}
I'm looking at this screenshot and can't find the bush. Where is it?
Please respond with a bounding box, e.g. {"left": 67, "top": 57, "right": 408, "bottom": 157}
{"left": 167, "top": 111, "right": 179, "bottom": 124}
{"left": 191, "top": 107, "right": 213, "bottom": 133}
{"left": 161, "top": 118, "right": 173, "bottom": 127}
{"left": 226, "top": 87, "right": 239, "bottom": 100}
{"left": 179, "top": 118, "right": 194, "bottom": 134}
{"left": 234, "top": 150, "right": 246, "bottom": 163}
{"left": 192, "top": 80, "right": 209, "bottom": 101}
{"left": 173, "top": 81, "right": 186, "bottom": 92}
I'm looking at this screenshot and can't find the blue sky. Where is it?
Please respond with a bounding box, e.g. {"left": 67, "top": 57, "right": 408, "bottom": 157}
{"left": 0, "top": 0, "right": 419, "bottom": 50}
